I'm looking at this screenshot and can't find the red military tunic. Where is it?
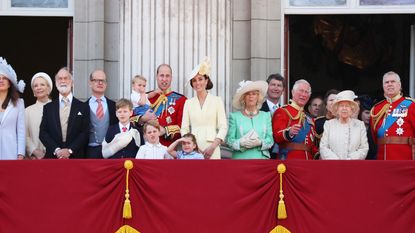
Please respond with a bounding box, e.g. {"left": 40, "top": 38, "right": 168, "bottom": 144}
{"left": 148, "top": 90, "right": 187, "bottom": 146}
{"left": 370, "top": 95, "right": 415, "bottom": 160}
{"left": 272, "top": 101, "right": 318, "bottom": 160}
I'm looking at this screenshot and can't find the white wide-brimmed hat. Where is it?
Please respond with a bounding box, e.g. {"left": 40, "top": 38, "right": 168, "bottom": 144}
{"left": 331, "top": 90, "right": 359, "bottom": 114}
{"left": 232, "top": 80, "right": 268, "bottom": 110}
{"left": 187, "top": 57, "right": 211, "bottom": 85}
{"left": 31, "top": 72, "right": 53, "bottom": 91}
{"left": 0, "top": 57, "right": 25, "bottom": 93}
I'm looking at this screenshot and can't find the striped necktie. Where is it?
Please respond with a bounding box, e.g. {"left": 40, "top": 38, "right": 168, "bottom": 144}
{"left": 96, "top": 98, "right": 104, "bottom": 120}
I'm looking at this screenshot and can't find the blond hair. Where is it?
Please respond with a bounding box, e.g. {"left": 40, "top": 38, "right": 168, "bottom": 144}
{"left": 116, "top": 98, "right": 133, "bottom": 110}
{"left": 143, "top": 120, "right": 161, "bottom": 133}
{"left": 132, "top": 75, "right": 147, "bottom": 85}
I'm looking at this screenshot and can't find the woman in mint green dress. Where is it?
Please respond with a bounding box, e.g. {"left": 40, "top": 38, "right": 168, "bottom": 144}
{"left": 226, "top": 80, "right": 274, "bottom": 159}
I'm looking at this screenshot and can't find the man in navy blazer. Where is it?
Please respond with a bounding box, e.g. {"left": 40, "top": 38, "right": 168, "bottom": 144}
{"left": 85, "top": 69, "right": 117, "bottom": 158}
{"left": 260, "top": 73, "right": 285, "bottom": 159}
{"left": 40, "top": 67, "right": 90, "bottom": 159}
{"left": 260, "top": 73, "right": 285, "bottom": 114}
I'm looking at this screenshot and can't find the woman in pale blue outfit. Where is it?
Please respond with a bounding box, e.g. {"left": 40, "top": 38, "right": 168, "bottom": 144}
{"left": 226, "top": 80, "right": 274, "bottom": 159}
{"left": 0, "top": 57, "right": 26, "bottom": 160}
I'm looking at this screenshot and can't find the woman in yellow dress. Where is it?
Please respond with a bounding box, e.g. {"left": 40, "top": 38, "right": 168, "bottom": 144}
{"left": 181, "top": 58, "right": 228, "bottom": 159}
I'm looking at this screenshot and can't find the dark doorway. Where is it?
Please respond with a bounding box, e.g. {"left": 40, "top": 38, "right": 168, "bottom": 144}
{"left": 0, "top": 16, "right": 71, "bottom": 106}
{"left": 288, "top": 14, "right": 415, "bottom": 102}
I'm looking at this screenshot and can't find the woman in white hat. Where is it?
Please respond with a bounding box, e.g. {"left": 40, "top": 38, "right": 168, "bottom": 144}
{"left": 320, "top": 90, "right": 368, "bottom": 160}
{"left": 25, "top": 72, "right": 53, "bottom": 159}
{"left": 226, "top": 80, "right": 274, "bottom": 159}
{"left": 181, "top": 57, "right": 228, "bottom": 159}
{"left": 0, "top": 57, "right": 26, "bottom": 160}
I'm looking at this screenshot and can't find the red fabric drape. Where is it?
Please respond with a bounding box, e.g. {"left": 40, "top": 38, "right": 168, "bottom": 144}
{"left": 0, "top": 160, "right": 414, "bottom": 233}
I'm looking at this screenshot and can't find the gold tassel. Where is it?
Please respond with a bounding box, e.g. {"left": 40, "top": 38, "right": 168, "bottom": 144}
{"left": 123, "top": 160, "right": 134, "bottom": 219}
{"left": 277, "top": 163, "right": 287, "bottom": 219}
{"left": 116, "top": 225, "right": 141, "bottom": 233}
{"left": 269, "top": 225, "right": 291, "bottom": 233}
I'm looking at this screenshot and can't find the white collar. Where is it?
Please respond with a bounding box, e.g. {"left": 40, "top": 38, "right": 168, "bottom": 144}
{"left": 59, "top": 93, "right": 73, "bottom": 103}
{"left": 145, "top": 141, "right": 163, "bottom": 148}
{"left": 119, "top": 122, "right": 130, "bottom": 132}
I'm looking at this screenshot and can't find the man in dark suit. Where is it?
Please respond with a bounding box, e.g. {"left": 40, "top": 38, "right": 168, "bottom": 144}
{"left": 85, "top": 69, "right": 117, "bottom": 158}
{"left": 40, "top": 67, "right": 90, "bottom": 159}
{"left": 261, "top": 73, "right": 285, "bottom": 159}
{"left": 260, "top": 73, "right": 285, "bottom": 115}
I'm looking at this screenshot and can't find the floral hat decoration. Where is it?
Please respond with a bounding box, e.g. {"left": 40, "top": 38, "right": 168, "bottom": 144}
{"left": 187, "top": 57, "right": 211, "bottom": 85}
{"left": 0, "top": 57, "right": 25, "bottom": 93}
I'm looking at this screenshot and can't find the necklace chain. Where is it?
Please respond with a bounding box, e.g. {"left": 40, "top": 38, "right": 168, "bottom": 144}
{"left": 244, "top": 109, "right": 258, "bottom": 117}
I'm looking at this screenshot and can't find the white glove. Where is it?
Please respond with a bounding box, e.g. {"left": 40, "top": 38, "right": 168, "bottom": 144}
{"left": 128, "top": 128, "right": 141, "bottom": 146}
{"left": 240, "top": 137, "right": 262, "bottom": 149}
{"left": 250, "top": 137, "right": 262, "bottom": 147}
{"left": 240, "top": 130, "right": 262, "bottom": 149}
{"left": 102, "top": 132, "right": 133, "bottom": 158}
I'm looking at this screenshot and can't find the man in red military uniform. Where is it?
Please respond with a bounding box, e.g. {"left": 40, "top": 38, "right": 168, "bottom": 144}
{"left": 272, "top": 79, "right": 318, "bottom": 160}
{"left": 370, "top": 71, "right": 415, "bottom": 160}
{"left": 133, "top": 64, "right": 187, "bottom": 146}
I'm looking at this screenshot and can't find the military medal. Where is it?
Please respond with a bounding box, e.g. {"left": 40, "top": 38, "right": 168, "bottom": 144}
{"left": 396, "top": 127, "right": 404, "bottom": 136}
{"left": 393, "top": 105, "right": 408, "bottom": 118}
{"left": 397, "top": 117, "right": 404, "bottom": 127}
{"left": 166, "top": 116, "right": 172, "bottom": 124}
{"left": 396, "top": 117, "right": 404, "bottom": 135}
{"left": 168, "top": 106, "right": 175, "bottom": 114}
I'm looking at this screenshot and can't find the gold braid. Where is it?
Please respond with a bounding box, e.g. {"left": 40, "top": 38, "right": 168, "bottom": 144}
{"left": 370, "top": 103, "right": 389, "bottom": 131}
{"left": 151, "top": 94, "right": 167, "bottom": 115}
{"left": 281, "top": 108, "right": 305, "bottom": 128}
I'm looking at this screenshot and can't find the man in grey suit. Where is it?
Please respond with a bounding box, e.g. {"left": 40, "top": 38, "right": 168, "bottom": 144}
{"left": 85, "top": 69, "right": 117, "bottom": 158}
{"left": 40, "top": 67, "right": 90, "bottom": 159}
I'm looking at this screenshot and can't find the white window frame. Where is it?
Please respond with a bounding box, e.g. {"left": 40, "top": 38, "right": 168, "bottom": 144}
{"left": 283, "top": 0, "right": 415, "bottom": 14}
{"left": 0, "top": 0, "right": 74, "bottom": 16}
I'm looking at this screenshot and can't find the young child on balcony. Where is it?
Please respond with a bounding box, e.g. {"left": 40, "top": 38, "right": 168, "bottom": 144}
{"left": 135, "top": 120, "right": 171, "bottom": 159}
{"left": 102, "top": 99, "right": 142, "bottom": 158}
{"left": 167, "top": 133, "right": 204, "bottom": 159}
{"left": 130, "top": 75, "right": 159, "bottom": 115}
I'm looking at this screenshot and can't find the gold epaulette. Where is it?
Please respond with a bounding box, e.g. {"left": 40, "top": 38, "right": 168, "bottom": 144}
{"left": 166, "top": 125, "right": 181, "bottom": 138}
{"left": 315, "top": 116, "right": 325, "bottom": 121}
{"left": 405, "top": 97, "right": 415, "bottom": 102}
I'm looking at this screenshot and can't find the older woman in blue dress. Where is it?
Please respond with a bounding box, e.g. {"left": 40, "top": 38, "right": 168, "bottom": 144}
{"left": 0, "top": 57, "right": 26, "bottom": 160}
{"left": 226, "top": 80, "right": 274, "bottom": 159}
{"left": 25, "top": 72, "right": 53, "bottom": 159}
{"left": 181, "top": 57, "right": 228, "bottom": 159}
{"left": 320, "top": 90, "right": 368, "bottom": 160}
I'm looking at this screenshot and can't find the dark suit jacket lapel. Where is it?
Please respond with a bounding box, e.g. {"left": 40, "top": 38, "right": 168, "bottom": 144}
{"left": 106, "top": 96, "right": 117, "bottom": 125}
{"left": 67, "top": 98, "right": 79, "bottom": 138}
{"left": 261, "top": 101, "right": 270, "bottom": 112}
{"left": 52, "top": 100, "right": 63, "bottom": 141}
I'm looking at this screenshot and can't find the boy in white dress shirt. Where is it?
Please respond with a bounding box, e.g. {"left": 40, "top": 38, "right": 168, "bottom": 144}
{"left": 136, "top": 120, "right": 171, "bottom": 159}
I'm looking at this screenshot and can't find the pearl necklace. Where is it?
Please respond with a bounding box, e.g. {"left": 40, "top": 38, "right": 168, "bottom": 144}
{"left": 244, "top": 109, "right": 258, "bottom": 117}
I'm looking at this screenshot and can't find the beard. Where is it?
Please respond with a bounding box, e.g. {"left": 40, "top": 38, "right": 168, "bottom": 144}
{"left": 57, "top": 85, "right": 71, "bottom": 94}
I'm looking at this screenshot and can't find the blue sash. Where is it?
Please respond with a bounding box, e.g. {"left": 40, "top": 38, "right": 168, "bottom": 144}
{"left": 377, "top": 99, "right": 412, "bottom": 138}
{"left": 292, "top": 118, "right": 311, "bottom": 143}
{"left": 278, "top": 116, "right": 312, "bottom": 160}
{"left": 152, "top": 93, "right": 180, "bottom": 117}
